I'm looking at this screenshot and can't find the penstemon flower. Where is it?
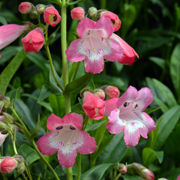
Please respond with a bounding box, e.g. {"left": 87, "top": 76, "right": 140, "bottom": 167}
{"left": 66, "top": 16, "right": 124, "bottom": 74}
{"left": 105, "top": 86, "right": 156, "bottom": 147}
{"left": 37, "top": 113, "right": 97, "bottom": 168}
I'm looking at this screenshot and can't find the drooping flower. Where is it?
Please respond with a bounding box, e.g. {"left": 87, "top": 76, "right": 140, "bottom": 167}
{"left": 65, "top": 16, "right": 123, "bottom": 74}
{"left": 82, "top": 92, "right": 106, "bottom": 120}
{"left": 37, "top": 113, "right": 97, "bottom": 168}
{"left": 0, "top": 157, "right": 18, "bottom": 175}
{"left": 71, "top": 7, "right": 85, "bottom": 20}
{"left": 0, "top": 24, "right": 29, "bottom": 50}
{"left": 21, "top": 27, "right": 44, "bottom": 52}
{"left": 110, "top": 33, "right": 139, "bottom": 65}
{"left": 99, "top": 11, "right": 121, "bottom": 32}
{"left": 19, "top": 2, "right": 33, "bottom": 14}
{"left": 44, "top": 6, "right": 61, "bottom": 27}
{"left": 105, "top": 86, "right": 156, "bottom": 147}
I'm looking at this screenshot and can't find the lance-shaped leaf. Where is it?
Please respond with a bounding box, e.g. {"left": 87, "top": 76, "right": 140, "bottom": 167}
{"left": 0, "top": 48, "right": 27, "bottom": 94}
{"left": 31, "top": 115, "right": 41, "bottom": 139}
{"left": 64, "top": 73, "right": 94, "bottom": 95}
{"left": 67, "top": 0, "right": 85, "bottom": 5}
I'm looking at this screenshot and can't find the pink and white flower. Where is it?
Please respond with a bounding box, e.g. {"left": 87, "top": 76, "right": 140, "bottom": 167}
{"left": 0, "top": 24, "right": 29, "bottom": 50}
{"left": 110, "top": 33, "right": 139, "bottom": 65}
{"left": 37, "top": 113, "right": 97, "bottom": 168}
{"left": 105, "top": 86, "right": 156, "bottom": 147}
{"left": 82, "top": 92, "right": 106, "bottom": 120}
{"left": 65, "top": 16, "right": 123, "bottom": 74}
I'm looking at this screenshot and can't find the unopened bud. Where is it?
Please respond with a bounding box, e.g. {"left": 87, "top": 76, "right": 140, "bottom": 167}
{"left": 0, "top": 121, "right": 7, "bottom": 131}
{"left": 2, "top": 112, "right": 14, "bottom": 123}
{"left": 16, "top": 162, "right": 26, "bottom": 174}
{"left": 88, "top": 7, "right": 97, "bottom": 17}
{"left": 13, "top": 155, "right": 24, "bottom": 164}
{"left": 118, "top": 163, "right": 127, "bottom": 174}
{"left": 36, "top": 4, "right": 46, "bottom": 14}
{"left": 104, "top": 86, "right": 120, "bottom": 98}
{"left": 3, "top": 97, "right": 10, "bottom": 108}
{"left": 0, "top": 157, "right": 18, "bottom": 175}
{"left": 80, "top": 88, "right": 94, "bottom": 98}
{"left": 30, "top": 10, "right": 38, "bottom": 19}
{"left": 19, "top": 2, "right": 34, "bottom": 14}
{"left": 157, "top": 178, "right": 168, "bottom": 180}
{"left": 71, "top": 7, "right": 85, "bottom": 20}
{"left": 94, "top": 89, "right": 105, "bottom": 100}
{"left": 0, "top": 93, "right": 5, "bottom": 100}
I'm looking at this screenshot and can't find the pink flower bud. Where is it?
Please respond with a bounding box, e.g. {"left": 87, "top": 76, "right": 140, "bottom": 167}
{"left": 44, "top": 6, "right": 61, "bottom": 27}
{"left": 21, "top": 27, "right": 44, "bottom": 52}
{"left": 82, "top": 92, "right": 106, "bottom": 120}
{"left": 0, "top": 157, "right": 17, "bottom": 175}
{"left": 0, "top": 24, "right": 29, "bottom": 50}
{"left": 71, "top": 7, "right": 85, "bottom": 20}
{"left": 94, "top": 89, "right": 105, "bottom": 100}
{"left": 142, "top": 168, "right": 155, "bottom": 180}
{"left": 100, "top": 11, "right": 121, "bottom": 32}
{"left": 118, "top": 164, "right": 127, "bottom": 174}
{"left": 88, "top": 7, "right": 97, "bottom": 17}
{"left": 105, "top": 86, "right": 120, "bottom": 98}
{"left": 19, "top": 2, "right": 33, "bottom": 14}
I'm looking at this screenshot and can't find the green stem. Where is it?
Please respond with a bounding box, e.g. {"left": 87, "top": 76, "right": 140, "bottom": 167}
{"left": 61, "top": 1, "right": 73, "bottom": 180}
{"left": 115, "top": 173, "right": 121, "bottom": 180}
{"left": 44, "top": 45, "right": 64, "bottom": 92}
{"left": 2, "top": 175, "right": 8, "bottom": 180}
{"left": 31, "top": 141, "right": 60, "bottom": 180}
{"left": 22, "top": 173, "right": 28, "bottom": 180}
{"left": 77, "top": 153, "right": 81, "bottom": 180}
{"left": 100, "top": 0, "right": 106, "bottom": 9}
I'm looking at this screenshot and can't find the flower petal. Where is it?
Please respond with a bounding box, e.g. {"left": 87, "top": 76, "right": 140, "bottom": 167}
{"left": 95, "top": 16, "right": 114, "bottom": 38}
{"left": 104, "top": 98, "right": 119, "bottom": 116}
{"left": 77, "top": 17, "right": 96, "bottom": 38}
{"left": 65, "top": 39, "right": 86, "bottom": 62}
{"left": 142, "top": 112, "right": 156, "bottom": 133}
{"left": 0, "top": 132, "right": 8, "bottom": 147}
{"left": 84, "top": 56, "right": 104, "bottom": 74}
{"left": 77, "top": 131, "right": 97, "bottom": 154}
{"left": 37, "top": 132, "right": 57, "bottom": 155}
{"left": 47, "top": 113, "right": 63, "bottom": 131}
{"left": 58, "top": 149, "right": 77, "bottom": 168}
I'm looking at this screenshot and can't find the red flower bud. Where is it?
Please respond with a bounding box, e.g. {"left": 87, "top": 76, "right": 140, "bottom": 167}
{"left": 19, "top": 2, "right": 33, "bottom": 14}
{"left": 44, "top": 6, "right": 61, "bottom": 27}
{"left": 0, "top": 157, "right": 17, "bottom": 175}
{"left": 21, "top": 27, "right": 44, "bottom": 52}
{"left": 105, "top": 86, "right": 120, "bottom": 98}
{"left": 71, "top": 7, "right": 85, "bottom": 20}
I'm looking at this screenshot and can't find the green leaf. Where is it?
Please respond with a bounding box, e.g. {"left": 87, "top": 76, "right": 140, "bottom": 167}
{"left": 38, "top": 84, "right": 52, "bottom": 101}
{"left": 46, "top": 27, "right": 60, "bottom": 45}
{"left": 46, "top": 0, "right": 61, "bottom": 5}
{"left": 170, "top": 43, "right": 180, "bottom": 100}
{"left": 18, "top": 144, "right": 40, "bottom": 165}
{"left": 156, "top": 168, "right": 180, "bottom": 179}
{"left": 0, "top": 48, "right": 27, "bottom": 94}
{"left": 150, "top": 105, "right": 180, "bottom": 150}
{"left": 85, "top": 121, "right": 106, "bottom": 132}
{"left": 80, "top": 163, "right": 114, "bottom": 180}
{"left": 142, "top": 148, "right": 163, "bottom": 167}
{"left": 153, "top": 97, "right": 169, "bottom": 113}
{"left": 122, "top": 174, "right": 143, "bottom": 180}
{"left": 0, "top": 16, "right": 7, "bottom": 25}
{"left": 149, "top": 57, "right": 166, "bottom": 70}
{"left": 64, "top": 73, "right": 94, "bottom": 95}
{"left": 144, "top": 107, "right": 161, "bottom": 114}
{"left": 31, "top": 115, "right": 41, "bottom": 139}
{"left": 152, "top": 78, "right": 177, "bottom": 108}
{"left": 67, "top": 0, "right": 85, "bottom": 5}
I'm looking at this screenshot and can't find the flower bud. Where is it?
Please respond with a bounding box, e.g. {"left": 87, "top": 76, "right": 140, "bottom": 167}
{"left": 88, "top": 7, "right": 97, "bottom": 17}
{"left": 36, "top": 4, "right": 46, "bottom": 14}
{"left": 30, "top": 10, "right": 38, "bottom": 19}
{"left": 104, "top": 86, "right": 120, "bottom": 98}
{"left": 16, "top": 162, "right": 26, "bottom": 174}
{"left": 0, "top": 93, "right": 5, "bottom": 100}
{"left": 99, "top": 11, "right": 121, "bottom": 32}
{"left": 44, "top": 6, "right": 61, "bottom": 27}
{"left": 0, "top": 157, "right": 18, "bottom": 175}
{"left": 157, "top": 178, "right": 168, "bottom": 180}
{"left": 71, "top": 7, "right": 85, "bottom": 20}
{"left": 0, "top": 121, "right": 7, "bottom": 131}
{"left": 117, "top": 163, "right": 127, "bottom": 174}
{"left": 80, "top": 88, "right": 93, "bottom": 98}
{"left": 94, "top": 89, "right": 105, "bottom": 100}
{"left": 19, "top": 2, "right": 34, "bottom": 14}
{"left": 0, "top": 132, "right": 8, "bottom": 146}
{"left": 2, "top": 112, "right": 14, "bottom": 123}
{"left": 21, "top": 27, "right": 44, "bottom": 52}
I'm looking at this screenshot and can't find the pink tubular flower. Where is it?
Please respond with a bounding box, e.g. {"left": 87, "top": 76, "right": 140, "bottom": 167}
{"left": 0, "top": 157, "right": 18, "bottom": 175}
{"left": 37, "top": 113, "right": 97, "bottom": 168}
{"left": 82, "top": 92, "right": 106, "bottom": 120}
{"left": 19, "top": 2, "right": 33, "bottom": 14}
{"left": 105, "top": 86, "right": 156, "bottom": 147}
{"left": 105, "top": 86, "right": 120, "bottom": 98}
{"left": 111, "top": 33, "right": 139, "bottom": 65}
{"left": 0, "top": 24, "right": 29, "bottom": 50}
{"left": 100, "top": 11, "right": 121, "bottom": 32}
{"left": 65, "top": 16, "right": 123, "bottom": 74}
{"left": 44, "top": 6, "right": 61, "bottom": 27}
{"left": 21, "top": 27, "right": 44, "bottom": 52}
{"left": 71, "top": 7, "right": 85, "bottom": 20}
{"left": 177, "top": 175, "right": 180, "bottom": 180}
